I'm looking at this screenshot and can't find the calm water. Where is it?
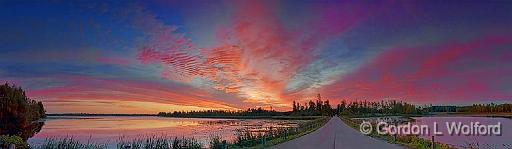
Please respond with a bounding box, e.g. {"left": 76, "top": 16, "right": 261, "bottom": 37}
{"left": 28, "top": 116, "right": 305, "bottom": 147}
{"left": 412, "top": 117, "right": 512, "bottom": 148}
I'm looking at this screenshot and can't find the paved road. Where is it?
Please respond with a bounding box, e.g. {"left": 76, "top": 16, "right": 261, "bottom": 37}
{"left": 271, "top": 116, "right": 404, "bottom": 149}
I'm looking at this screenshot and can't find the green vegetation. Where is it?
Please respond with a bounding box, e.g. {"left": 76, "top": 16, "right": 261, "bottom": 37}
{"left": 208, "top": 135, "right": 225, "bottom": 149}
{"left": 229, "top": 117, "right": 329, "bottom": 148}
{"left": 36, "top": 136, "right": 203, "bottom": 149}
{"left": 117, "top": 136, "right": 202, "bottom": 149}
{"left": 456, "top": 103, "right": 512, "bottom": 113}
{"left": 291, "top": 94, "right": 334, "bottom": 116}
{"left": 0, "top": 135, "right": 28, "bottom": 149}
{"left": 158, "top": 108, "right": 287, "bottom": 118}
{"left": 336, "top": 100, "right": 429, "bottom": 117}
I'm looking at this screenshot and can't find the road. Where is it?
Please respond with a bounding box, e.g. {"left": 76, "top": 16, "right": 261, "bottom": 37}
{"left": 271, "top": 116, "right": 404, "bottom": 149}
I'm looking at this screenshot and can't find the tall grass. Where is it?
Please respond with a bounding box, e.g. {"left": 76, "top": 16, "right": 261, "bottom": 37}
{"left": 231, "top": 117, "right": 329, "bottom": 148}
{"left": 117, "top": 136, "right": 202, "bottom": 149}
{"left": 35, "top": 136, "right": 202, "bottom": 149}
{"left": 208, "top": 135, "right": 226, "bottom": 149}
{"left": 38, "top": 137, "right": 106, "bottom": 149}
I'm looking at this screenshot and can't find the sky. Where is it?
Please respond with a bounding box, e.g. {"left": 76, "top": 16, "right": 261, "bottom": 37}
{"left": 1, "top": 0, "right": 511, "bottom": 114}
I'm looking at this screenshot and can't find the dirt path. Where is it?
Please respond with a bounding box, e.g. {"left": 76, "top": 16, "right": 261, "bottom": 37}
{"left": 271, "top": 116, "right": 404, "bottom": 149}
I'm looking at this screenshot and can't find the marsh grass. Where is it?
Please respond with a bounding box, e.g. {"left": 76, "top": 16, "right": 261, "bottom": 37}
{"left": 34, "top": 136, "right": 202, "bottom": 149}
{"left": 117, "top": 136, "right": 202, "bottom": 149}
{"left": 38, "top": 137, "right": 106, "bottom": 149}
{"left": 208, "top": 135, "right": 226, "bottom": 149}
{"left": 231, "top": 117, "right": 329, "bottom": 148}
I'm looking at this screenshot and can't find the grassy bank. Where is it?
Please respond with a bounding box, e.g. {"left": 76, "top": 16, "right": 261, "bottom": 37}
{"left": 339, "top": 116, "right": 455, "bottom": 149}
{"left": 226, "top": 116, "right": 329, "bottom": 148}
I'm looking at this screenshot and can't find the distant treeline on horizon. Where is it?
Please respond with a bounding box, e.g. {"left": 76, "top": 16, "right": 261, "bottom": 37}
{"left": 158, "top": 98, "right": 512, "bottom": 118}
{"left": 46, "top": 113, "right": 157, "bottom": 116}
{"left": 430, "top": 103, "right": 512, "bottom": 113}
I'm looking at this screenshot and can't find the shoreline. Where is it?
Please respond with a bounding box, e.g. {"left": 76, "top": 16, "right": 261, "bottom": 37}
{"left": 427, "top": 112, "right": 512, "bottom": 119}
{"left": 346, "top": 112, "right": 512, "bottom": 119}
{"left": 46, "top": 113, "right": 157, "bottom": 117}
{"left": 157, "top": 115, "right": 324, "bottom": 120}
{"left": 45, "top": 114, "right": 325, "bottom": 120}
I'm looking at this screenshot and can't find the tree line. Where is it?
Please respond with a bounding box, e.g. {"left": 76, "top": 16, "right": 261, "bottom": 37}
{"left": 336, "top": 100, "right": 428, "bottom": 116}
{"left": 158, "top": 107, "right": 285, "bottom": 118}
{"left": 291, "top": 94, "right": 333, "bottom": 116}
{"left": 158, "top": 96, "right": 512, "bottom": 119}
{"left": 456, "top": 103, "right": 512, "bottom": 113}
{"left": 0, "top": 83, "right": 46, "bottom": 140}
{"left": 159, "top": 94, "right": 336, "bottom": 118}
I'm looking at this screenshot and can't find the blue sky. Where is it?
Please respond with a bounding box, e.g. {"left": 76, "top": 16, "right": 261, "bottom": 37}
{"left": 1, "top": 0, "right": 511, "bottom": 113}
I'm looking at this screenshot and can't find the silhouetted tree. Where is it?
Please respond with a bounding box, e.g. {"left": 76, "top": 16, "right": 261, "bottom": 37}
{"left": 456, "top": 103, "right": 512, "bottom": 113}
{"left": 290, "top": 94, "right": 334, "bottom": 116}
{"left": 0, "top": 83, "right": 46, "bottom": 140}
{"left": 336, "top": 100, "right": 427, "bottom": 116}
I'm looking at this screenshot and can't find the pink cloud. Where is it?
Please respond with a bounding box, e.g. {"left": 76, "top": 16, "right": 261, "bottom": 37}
{"left": 27, "top": 76, "right": 249, "bottom": 111}
{"left": 320, "top": 35, "right": 512, "bottom": 104}
{"left": 133, "top": 1, "right": 378, "bottom": 107}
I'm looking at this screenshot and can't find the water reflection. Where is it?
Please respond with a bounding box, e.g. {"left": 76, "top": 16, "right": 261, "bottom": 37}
{"left": 20, "top": 121, "right": 45, "bottom": 140}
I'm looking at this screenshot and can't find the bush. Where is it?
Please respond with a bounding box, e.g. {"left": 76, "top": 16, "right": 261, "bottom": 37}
{"left": 0, "top": 135, "right": 29, "bottom": 149}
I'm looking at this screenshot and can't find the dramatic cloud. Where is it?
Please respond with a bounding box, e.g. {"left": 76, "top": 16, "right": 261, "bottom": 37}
{"left": 27, "top": 76, "right": 246, "bottom": 113}
{"left": 135, "top": 1, "right": 381, "bottom": 107}
{"left": 1, "top": 1, "right": 511, "bottom": 113}
{"left": 320, "top": 35, "right": 512, "bottom": 104}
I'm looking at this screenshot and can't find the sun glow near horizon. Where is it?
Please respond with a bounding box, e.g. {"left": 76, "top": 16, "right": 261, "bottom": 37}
{"left": 1, "top": 0, "right": 511, "bottom": 113}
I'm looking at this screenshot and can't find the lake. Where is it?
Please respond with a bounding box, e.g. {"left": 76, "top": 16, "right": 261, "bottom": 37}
{"left": 27, "top": 116, "right": 307, "bottom": 148}
{"left": 412, "top": 117, "right": 512, "bottom": 148}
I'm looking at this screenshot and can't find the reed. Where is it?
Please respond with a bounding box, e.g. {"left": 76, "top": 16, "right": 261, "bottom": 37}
{"left": 231, "top": 117, "right": 329, "bottom": 148}
{"left": 38, "top": 137, "right": 106, "bottom": 149}
{"left": 117, "top": 136, "right": 202, "bottom": 149}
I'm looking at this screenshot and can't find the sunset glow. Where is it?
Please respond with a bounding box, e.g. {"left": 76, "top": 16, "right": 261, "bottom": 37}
{"left": 1, "top": 0, "right": 511, "bottom": 113}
